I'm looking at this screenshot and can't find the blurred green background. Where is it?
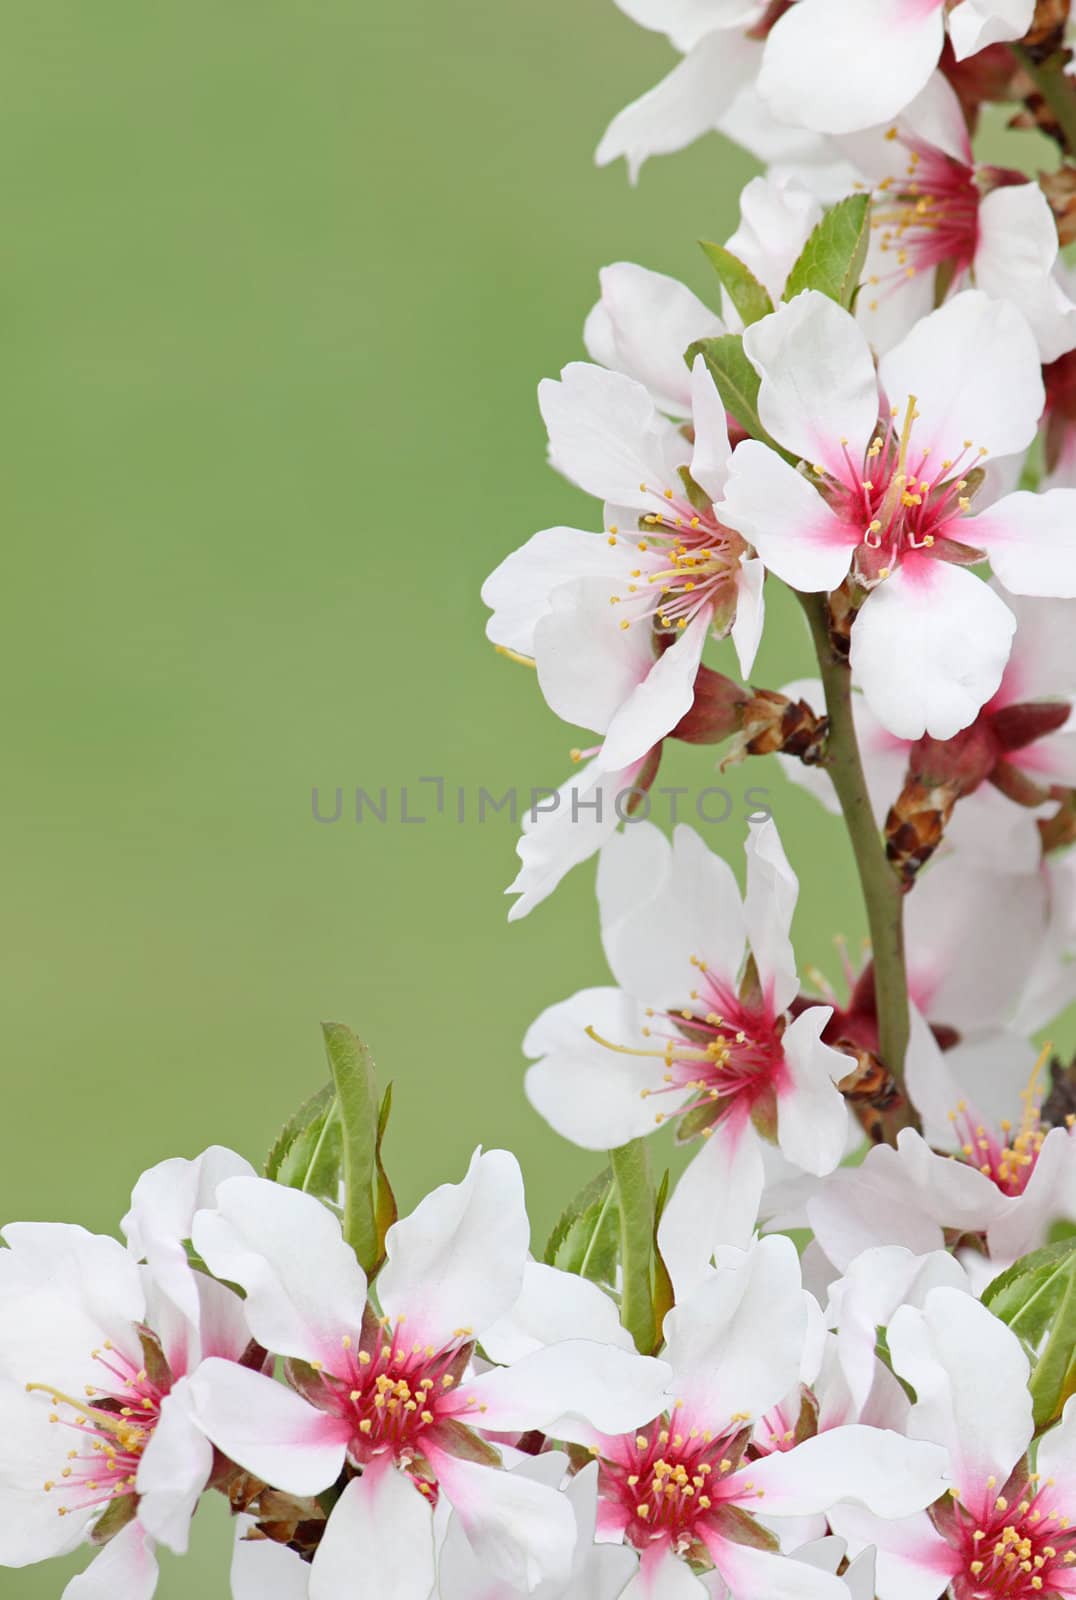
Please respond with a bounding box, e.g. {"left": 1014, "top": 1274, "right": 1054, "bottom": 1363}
{"left": 1, "top": 4, "right": 1068, "bottom": 1596}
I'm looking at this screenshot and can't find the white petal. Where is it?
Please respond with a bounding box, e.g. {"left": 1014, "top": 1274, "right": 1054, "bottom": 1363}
{"left": 378, "top": 1148, "right": 529, "bottom": 1344}
{"left": 135, "top": 1378, "right": 213, "bottom": 1555}
{"left": 888, "top": 1288, "right": 1032, "bottom": 1498}
{"left": 600, "top": 611, "right": 710, "bottom": 771}
{"left": 539, "top": 362, "right": 684, "bottom": 513}
{"left": 664, "top": 1235, "right": 807, "bottom": 1425}
{"left": 232, "top": 1527, "right": 311, "bottom": 1600}
{"left": 0, "top": 1382, "right": 94, "bottom": 1563}
{"left": 689, "top": 354, "right": 732, "bottom": 501}
{"left": 428, "top": 1450, "right": 577, "bottom": 1593}
{"left": 534, "top": 577, "right": 657, "bottom": 738}
{"left": 601, "top": 822, "right": 746, "bottom": 1006}
{"left": 849, "top": 558, "right": 1016, "bottom": 740}
{"left": 657, "top": 1117, "right": 766, "bottom": 1301}
{"left": 724, "top": 174, "right": 822, "bottom": 312}
{"left": 186, "top": 1359, "right": 349, "bottom": 1496}
{"left": 62, "top": 1523, "right": 159, "bottom": 1600}
{"left": 759, "top": 0, "right": 944, "bottom": 136}
{"left": 708, "top": 1540, "right": 847, "bottom": 1600}
{"left": 970, "top": 489, "right": 1076, "bottom": 597}
{"left": 827, "top": 1505, "right": 957, "bottom": 1600}
{"left": 776, "top": 1008, "right": 849, "bottom": 1176}
{"left": 948, "top": 0, "right": 1034, "bottom": 57}
{"left": 718, "top": 442, "right": 858, "bottom": 592}
{"left": 743, "top": 817, "right": 799, "bottom": 1009}
{"left": 597, "top": 816, "right": 674, "bottom": 938}
{"left": 878, "top": 290, "right": 1043, "bottom": 462}
{"left": 466, "top": 1340, "right": 671, "bottom": 1443}
{"left": 976, "top": 185, "right": 1076, "bottom": 363}
{"left": 122, "top": 1147, "right": 255, "bottom": 1330}
{"left": 481, "top": 1260, "right": 635, "bottom": 1364}
{"left": 1034, "top": 1392, "right": 1076, "bottom": 1503}
{"left": 482, "top": 527, "right": 630, "bottom": 655}
{"left": 898, "top": 70, "right": 973, "bottom": 163}
{"left": 744, "top": 292, "right": 879, "bottom": 471}
{"left": 191, "top": 1177, "right": 367, "bottom": 1365}
{"left": 586, "top": 263, "right": 724, "bottom": 416}
{"left": 742, "top": 1425, "right": 949, "bottom": 1517}
{"left": 805, "top": 1148, "right": 946, "bottom": 1271}
{"left": 731, "top": 554, "right": 766, "bottom": 678}
{"left": 611, "top": 0, "right": 758, "bottom": 50}
{"left": 309, "top": 1469, "right": 436, "bottom": 1600}
{"left": 597, "top": 32, "right": 756, "bottom": 181}
{"left": 506, "top": 756, "right": 641, "bottom": 923}
{"left": 523, "top": 986, "right": 677, "bottom": 1151}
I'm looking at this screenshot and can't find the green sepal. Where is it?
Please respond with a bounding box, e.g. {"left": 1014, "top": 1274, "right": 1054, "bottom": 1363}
{"left": 699, "top": 241, "right": 774, "bottom": 328}
{"left": 783, "top": 194, "right": 872, "bottom": 310}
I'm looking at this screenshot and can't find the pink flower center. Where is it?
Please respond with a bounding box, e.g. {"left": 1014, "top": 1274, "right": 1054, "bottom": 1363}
{"left": 815, "top": 394, "right": 986, "bottom": 585}
{"left": 949, "top": 1049, "right": 1073, "bottom": 1199}
{"left": 600, "top": 1414, "right": 755, "bottom": 1557}
{"left": 28, "top": 1342, "right": 167, "bottom": 1520}
{"left": 866, "top": 134, "right": 980, "bottom": 306}
{"left": 300, "top": 1319, "right": 483, "bottom": 1491}
{"left": 591, "top": 957, "right": 787, "bottom": 1138}
{"left": 942, "top": 1476, "right": 1076, "bottom": 1597}
{"left": 607, "top": 488, "right": 746, "bottom": 636}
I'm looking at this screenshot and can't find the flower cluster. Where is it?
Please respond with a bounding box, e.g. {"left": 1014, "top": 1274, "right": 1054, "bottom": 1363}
{"left": 12, "top": 3, "right": 1076, "bottom": 1598}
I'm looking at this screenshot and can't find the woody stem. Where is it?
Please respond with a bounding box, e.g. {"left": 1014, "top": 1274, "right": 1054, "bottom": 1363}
{"left": 798, "top": 591, "right": 920, "bottom": 1137}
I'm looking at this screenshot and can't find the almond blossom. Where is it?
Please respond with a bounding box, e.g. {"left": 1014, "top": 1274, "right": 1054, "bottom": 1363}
{"left": 832, "top": 73, "right": 1076, "bottom": 360}
{"left": 832, "top": 1287, "right": 1076, "bottom": 1600}
{"left": 185, "top": 1152, "right": 671, "bottom": 1599}
{"left": 0, "top": 1149, "right": 255, "bottom": 1599}
{"left": 758, "top": 0, "right": 1036, "bottom": 135}
{"left": 591, "top": 1236, "right": 948, "bottom": 1598}
{"left": 719, "top": 288, "right": 1076, "bottom": 738}
{"left": 524, "top": 819, "right": 850, "bottom": 1291}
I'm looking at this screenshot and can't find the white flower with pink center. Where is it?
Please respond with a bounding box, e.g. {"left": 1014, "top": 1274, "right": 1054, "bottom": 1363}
{"left": 719, "top": 288, "right": 1076, "bottom": 739}
{"left": 759, "top": 0, "right": 1036, "bottom": 135}
{"left": 524, "top": 819, "right": 850, "bottom": 1294}
{"left": 591, "top": 1236, "right": 949, "bottom": 1598}
{"left": 185, "top": 1151, "right": 672, "bottom": 1600}
{"left": 808, "top": 1016, "right": 1076, "bottom": 1275}
{"left": 837, "top": 74, "right": 1076, "bottom": 361}
{"left": 0, "top": 1171, "right": 253, "bottom": 1600}
{"left": 832, "top": 1287, "right": 1076, "bottom": 1600}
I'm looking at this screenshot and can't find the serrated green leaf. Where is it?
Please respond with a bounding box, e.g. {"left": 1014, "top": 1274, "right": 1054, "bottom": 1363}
{"left": 544, "top": 1167, "right": 616, "bottom": 1279}
{"left": 699, "top": 241, "right": 774, "bottom": 328}
{"left": 265, "top": 1079, "right": 343, "bottom": 1204}
{"left": 373, "top": 1082, "right": 398, "bottom": 1270}
{"left": 783, "top": 194, "right": 871, "bottom": 310}
{"left": 650, "top": 1169, "right": 674, "bottom": 1352}
{"left": 1030, "top": 1262, "right": 1076, "bottom": 1430}
{"left": 321, "top": 1021, "right": 381, "bottom": 1273}
{"left": 984, "top": 1237, "right": 1076, "bottom": 1346}
{"left": 685, "top": 334, "right": 794, "bottom": 463}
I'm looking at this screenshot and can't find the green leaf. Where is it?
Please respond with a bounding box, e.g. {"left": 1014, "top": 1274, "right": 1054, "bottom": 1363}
{"left": 699, "top": 241, "right": 774, "bottom": 328}
{"left": 610, "top": 1139, "right": 656, "bottom": 1354}
{"left": 321, "top": 1021, "right": 381, "bottom": 1274}
{"left": 650, "top": 1169, "right": 674, "bottom": 1352}
{"left": 783, "top": 194, "right": 871, "bottom": 310}
{"left": 544, "top": 1167, "right": 618, "bottom": 1286}
{"left": 984, "top": 1238, "right": 1076, "bottom": 1431}
{"left": 373, "top": 1082, "right": 398, "bottom": 1268}
{"left": 265, "top": 1080, "right": 342, "bottom": 1204}
{"left": 685, "top": 334, "right": 794, "bottom": 463}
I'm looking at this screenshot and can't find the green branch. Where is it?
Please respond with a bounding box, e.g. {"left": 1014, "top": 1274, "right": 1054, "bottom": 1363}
{"left": 798, "top": 593, "right": 919, "bottom": 1132}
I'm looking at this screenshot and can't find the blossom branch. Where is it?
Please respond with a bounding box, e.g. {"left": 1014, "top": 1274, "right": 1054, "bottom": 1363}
{"left": 1014, "top": 40, "right": 1076, "bottom": 156}
{"left": 798, "top": 591, "right": 919, "bottom": 1135}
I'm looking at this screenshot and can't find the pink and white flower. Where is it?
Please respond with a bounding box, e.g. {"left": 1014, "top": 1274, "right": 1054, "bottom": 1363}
{"left": 808, "top": 1015, "right": 1076, "bottom": 1275}
{"left": 0, "top": 1151, "right": 254, "bottom": 1599}
{"left": 832, "top": 1287, "right": 1076, "bottom": 1600}
{"left": 524, "top": 819, "right": 850, "bottom": 1291}
{"left": 719, "top": 289, "right": 1076, "bottom": 738}
{"left": 186, "top": 1151, "right": 671, "bottom": 1599}
{"left": 759, "top": 0, "right": 1036, "bottom": 136}
{"left": 835, "top": 74, "right": 1076, "bottom": 360}
{"left": 591, "top": 1235, "right": 949, "bottom": 1598}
